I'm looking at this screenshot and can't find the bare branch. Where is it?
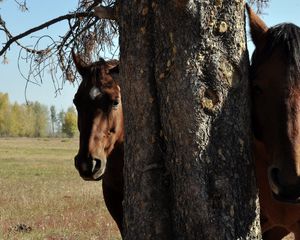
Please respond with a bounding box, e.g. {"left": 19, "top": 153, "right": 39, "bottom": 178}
{"left": 248, "top": 0, "right": 269, "bottom": 14}
{"left": 14, "top": 0, "right": 28, "bottom": 12}
{"left": 0, "top": 12, "right": 90, "bottom": 56}
{"left": 1, "top": 0, "right": 119, "bottom": 96}
{"left": 0, "top": 17, "right": 50, "bottom": 55}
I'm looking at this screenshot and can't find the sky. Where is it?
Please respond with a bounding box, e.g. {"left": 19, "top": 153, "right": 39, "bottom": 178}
{"left": 0, "top": 1, "right": 79, "bottom": 111}
{"left": 0, "top": 1, "right": 300, "bottom": 111}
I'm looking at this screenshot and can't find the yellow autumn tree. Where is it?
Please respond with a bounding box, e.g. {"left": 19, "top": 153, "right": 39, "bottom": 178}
{"left": 0, "top": 93, "right": 10, "bottom": 136}
{"left": 62, "top": 107, "right": 77, "bottom": 138}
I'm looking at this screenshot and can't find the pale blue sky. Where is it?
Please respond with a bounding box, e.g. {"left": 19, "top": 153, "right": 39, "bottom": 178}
{"left": 0, "top": 1, "right": 300, "bottom": 111}
{"left": 0, "top": 1, "right": 79, "bottom": 111}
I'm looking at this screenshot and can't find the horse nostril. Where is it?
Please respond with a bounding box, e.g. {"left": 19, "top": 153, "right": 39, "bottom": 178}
{"left": 268, "top": 166, "right": 300, "bottom": 203}
{"left": 270, "top": 167, "right": 281, "bottom": 185}
{"left": 74, "top": 155, "right": 93, "bottom": 175}
{"left": 268, "top": 167, "right": 281, "bottom": 195}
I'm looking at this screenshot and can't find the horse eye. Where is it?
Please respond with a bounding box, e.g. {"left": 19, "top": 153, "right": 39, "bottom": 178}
{"left": 253, "top": 85, "right": 263, "bottom": 95}
{"left": 112, "top": 100, "right": 119, "bottom": 109}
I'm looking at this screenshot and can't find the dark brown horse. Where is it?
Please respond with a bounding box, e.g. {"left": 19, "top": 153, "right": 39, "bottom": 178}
{"left": 247, "top": 4, "right": 300, "bottom": 239}
{"left": 72, "top": 52, "right": 124, "bottom": 235}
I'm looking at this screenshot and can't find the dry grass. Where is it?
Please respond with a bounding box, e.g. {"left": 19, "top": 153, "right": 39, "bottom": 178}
{"left": 0, "top": 137, "right": 121, "bottom": 240}
{"left": 0, "top": 138, "right": 296, "bottom": 240}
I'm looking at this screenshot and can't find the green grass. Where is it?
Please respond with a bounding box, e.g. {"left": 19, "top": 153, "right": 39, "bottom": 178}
{"left": 0, "top": 137, "right": 121, "bottom": 240}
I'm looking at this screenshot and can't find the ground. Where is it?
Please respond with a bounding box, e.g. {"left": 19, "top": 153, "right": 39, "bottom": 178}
{"left": 0, "top": 137, "right": 121, "bottom": 240}
{"left": 0, "top": 137, "right": 295, "bottom": 240}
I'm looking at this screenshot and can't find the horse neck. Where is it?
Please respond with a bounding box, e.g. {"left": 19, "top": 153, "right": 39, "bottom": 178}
{"left": 104, "top": 141, "right": 124, "bottom": 189}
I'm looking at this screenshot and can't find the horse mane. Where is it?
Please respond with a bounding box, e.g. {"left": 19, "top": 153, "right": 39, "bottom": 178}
{"left": 252, "top": 23, "right": 300, "bottom": 85}
{"left": 269, "top": 23, "right": 300, "bottom": 70}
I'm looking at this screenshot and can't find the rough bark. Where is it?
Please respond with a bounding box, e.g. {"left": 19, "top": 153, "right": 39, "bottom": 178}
{"left": 119, "top": 0, "right": 261, "bottom": 239}
{"left": 119, "top": 1, "right": 172, "bottom": 239}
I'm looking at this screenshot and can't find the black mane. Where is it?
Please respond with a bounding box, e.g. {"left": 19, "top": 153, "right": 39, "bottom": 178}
{"left": 268, "top": 23, "right": 300, "bottom": 70}
{"left": 251, "top": 23, "right": 300, "bottom": 85}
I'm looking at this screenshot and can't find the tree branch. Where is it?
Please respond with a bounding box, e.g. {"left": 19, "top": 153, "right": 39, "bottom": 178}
{"left": 0, "top": 2, "right": 118, "bottom": 57}
{"left": 0, "top": 12, "right": 92, "bottom": 56}
{"left": 59, "top": 0, "right": 111, "bottom": 52}
{"left": 0, "top": 17, "right": 49, "bottom": 55}
{"left": 14, "top": 0, "right": 28, "bottom": 12}
{"left": 0, "top": 0, "right": 119, "bottom": 94}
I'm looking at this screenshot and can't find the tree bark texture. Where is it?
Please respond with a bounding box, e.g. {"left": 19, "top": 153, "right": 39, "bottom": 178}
{"left": 119, "top": 0, "right": 261, "bottom": 239}
{"left": 119, "top": 2, "right": 172, "bottom": 239}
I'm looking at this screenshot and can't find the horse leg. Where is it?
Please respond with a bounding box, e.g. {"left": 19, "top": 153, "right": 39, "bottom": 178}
{"left": 262, "top": 227, "right": 289, "bottom": 240}
{"left": 102, "top": 181, "right": 123, "bottom": 235}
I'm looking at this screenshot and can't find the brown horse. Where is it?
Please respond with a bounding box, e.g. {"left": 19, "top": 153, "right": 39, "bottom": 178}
{"left": 247, "top": 4, "right": 300, "bottom": 239}
{"left": 72, "top": 52, "right": 124, "bottom": 235}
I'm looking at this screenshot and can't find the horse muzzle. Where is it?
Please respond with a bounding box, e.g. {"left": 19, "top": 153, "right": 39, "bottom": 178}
{"left": 74, "top": 155, "right": 106, "bottom": 181}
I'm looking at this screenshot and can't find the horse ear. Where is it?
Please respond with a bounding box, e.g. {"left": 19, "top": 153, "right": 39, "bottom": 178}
{"left": 106, "top": 60, "right": 119, "bottom": 74}
{"left": 246, "top": 3, "right": 268, "bottom": 47}
{"left": 71, "top": 50, "right": 87, "bottom": 76}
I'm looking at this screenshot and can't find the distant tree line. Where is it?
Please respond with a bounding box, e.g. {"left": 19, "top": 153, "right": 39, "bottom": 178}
{"left": 49, "top": 104, "right": 77, "bottom": 138}
{"left": 0, "top": 92, "right": 77, "bottom": 138}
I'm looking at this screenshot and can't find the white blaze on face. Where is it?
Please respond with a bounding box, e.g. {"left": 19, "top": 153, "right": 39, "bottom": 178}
{"left": 89, "top": 86, "right": 102, "bottom": 100}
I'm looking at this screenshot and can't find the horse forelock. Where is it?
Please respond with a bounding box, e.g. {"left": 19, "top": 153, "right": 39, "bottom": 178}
{"left": 252, "top": 23, "right": 300, "bottom": 87}
{"left": 89, "top": 63, "right": 103, "bottom": 87}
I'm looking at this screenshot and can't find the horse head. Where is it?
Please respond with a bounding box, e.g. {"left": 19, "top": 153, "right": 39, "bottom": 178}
{"left": 247, "top": 4, "right": 300, "bottom": 203}
{"left": 72, "top": 51, "right": 124, "bottom": 181}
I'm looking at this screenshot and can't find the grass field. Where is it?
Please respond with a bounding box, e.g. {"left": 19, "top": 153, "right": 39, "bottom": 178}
{"left": 0, "top": 138, "right": 296, "bottom": 240}
{"left": 0, "top": 137, "right": 121, "bottom": 240}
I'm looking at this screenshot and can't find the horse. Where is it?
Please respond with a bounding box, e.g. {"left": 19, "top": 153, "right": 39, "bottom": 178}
{"left": 247, "top": 4, "right": 300, "bottom": 239}
{"left": 72, "top": 51, "right": 124, "bottom": 236}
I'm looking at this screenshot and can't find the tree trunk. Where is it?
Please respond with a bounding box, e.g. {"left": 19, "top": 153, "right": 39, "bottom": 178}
{"left": 119, "top": 2, "right": 172, "bottom": 239}
{"left": 119, "top": 0, "right": 261, "bottom": 239}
